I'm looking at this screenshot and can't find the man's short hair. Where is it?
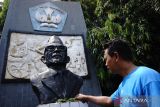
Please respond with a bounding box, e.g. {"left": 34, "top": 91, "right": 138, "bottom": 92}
{"left": 103, "top": 39, "right": 133, "bottom": 61}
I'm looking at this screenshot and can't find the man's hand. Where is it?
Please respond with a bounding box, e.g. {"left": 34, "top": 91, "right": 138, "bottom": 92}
{"left": 75, "top": 93, "right": 113, "bottom": 107}
{"left": 75, "top": 94, "right": 87, "bottom": 102}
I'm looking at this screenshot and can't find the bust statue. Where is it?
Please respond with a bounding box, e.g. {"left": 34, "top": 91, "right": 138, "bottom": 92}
{"left": 30, "top": 36, "right": 83, "bottom": 104}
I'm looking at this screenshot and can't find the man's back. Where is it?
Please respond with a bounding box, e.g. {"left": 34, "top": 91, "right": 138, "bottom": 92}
{"left": 111, "top": 66, "right": 160, "bottom": 107}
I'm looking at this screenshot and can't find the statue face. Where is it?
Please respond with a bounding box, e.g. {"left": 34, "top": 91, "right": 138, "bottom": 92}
{"left": 44, "top": 45, "right": 68, "bottom": 65}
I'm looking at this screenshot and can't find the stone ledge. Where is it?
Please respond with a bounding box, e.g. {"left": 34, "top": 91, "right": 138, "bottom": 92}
{"left": 37, "top": 101, "right": 88, "bottom": 107}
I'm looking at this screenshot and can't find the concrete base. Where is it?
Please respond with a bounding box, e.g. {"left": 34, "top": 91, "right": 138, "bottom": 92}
{"left": 37, "top": 101, "right": 88, "bottom": 107}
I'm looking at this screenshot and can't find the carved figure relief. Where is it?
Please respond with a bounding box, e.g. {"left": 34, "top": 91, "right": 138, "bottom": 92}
{"left": 5, "top": 33, "right": 88, "bottom": 79}
{"left": 64, "top": 38, "right": 87, "bottom": 76}
{"left": 7, "top": 35, "right": 30, "bottom": 78}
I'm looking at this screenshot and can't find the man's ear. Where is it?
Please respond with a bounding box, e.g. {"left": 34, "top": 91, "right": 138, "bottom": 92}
{"left": 41, "top": 56, "right": 47, "bottom": 64}
{"left": 66, "top": 56, "right": 70, "bottom": 63}
{"left": 114, "top": 52, "right": 119, "bottom": 62}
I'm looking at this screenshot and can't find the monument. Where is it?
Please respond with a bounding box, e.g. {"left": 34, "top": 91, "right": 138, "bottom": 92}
{"left": 4, "top": 2, "right": 88, "bottom": 80}
{"left": 0, "top": 0, "right": 102, "bottom": 107}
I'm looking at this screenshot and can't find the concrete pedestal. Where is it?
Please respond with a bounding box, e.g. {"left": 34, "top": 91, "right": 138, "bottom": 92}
{"left": 37, "top": 102, "right": 88, "bottom": 107}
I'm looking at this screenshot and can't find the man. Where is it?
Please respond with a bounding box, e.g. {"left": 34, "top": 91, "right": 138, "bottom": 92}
{"left": 76, "top": 39, "right": 160, "bottom": 107}
{"left": 30, "top": 36, "right": 83, "bottom": 104}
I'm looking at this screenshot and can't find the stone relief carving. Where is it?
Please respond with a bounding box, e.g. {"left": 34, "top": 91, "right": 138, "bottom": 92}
{"left": 5, "top": 33, "right": 88, "bottom": 79}
{"left": 29, "top": 2, "right": 67, "bottom": 32}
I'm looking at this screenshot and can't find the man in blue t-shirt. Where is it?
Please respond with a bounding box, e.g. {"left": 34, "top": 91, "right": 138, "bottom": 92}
{"left": 76, "top": 39, "right": 160, "bottom": 107}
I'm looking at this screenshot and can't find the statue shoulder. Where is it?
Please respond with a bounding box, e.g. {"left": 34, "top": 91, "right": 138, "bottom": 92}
{"left": 66, "top": 70, "right": 83, "bottom": 81}
{"left": 30, "top": 73, "right": 41, "bottom": 86}
{"left": 39, "top": 68, "right": 57, "bottom": 78}
{"left": 30, "top": 68, "right": 57, "bottom": 82}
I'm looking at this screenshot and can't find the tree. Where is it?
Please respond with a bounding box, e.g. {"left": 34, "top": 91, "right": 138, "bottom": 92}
{"left": 76, "top": 0, "right": 160, "bottom": 95}
{"left": 0, "top": 0, "right": 10, "bottom": 31}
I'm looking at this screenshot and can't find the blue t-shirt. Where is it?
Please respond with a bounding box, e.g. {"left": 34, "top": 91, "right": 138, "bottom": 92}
{"left": 111, "top": 66, "right": 160, "bottom": 107}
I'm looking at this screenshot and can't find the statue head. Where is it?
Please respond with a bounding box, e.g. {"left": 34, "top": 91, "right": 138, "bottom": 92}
{"left": 41, "top": 36, "right": 70, "bottom": 67}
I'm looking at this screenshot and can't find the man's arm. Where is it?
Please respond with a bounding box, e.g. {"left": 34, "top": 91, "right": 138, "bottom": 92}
{"left": 75, "top": 94, "right": 113, "bottom": 107}
{"left": 143, "top": 81, "right": 160, "bottom": 107}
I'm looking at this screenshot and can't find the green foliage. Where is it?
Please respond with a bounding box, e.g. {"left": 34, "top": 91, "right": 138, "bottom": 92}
{"left": 0, "top": 0, "right": 10, "bottom": 31}
{"left": 74, "top": 0, "right": 160, "bottom": 95}
{"left": 56, "top": 98, "right": 78, "bottom": 103}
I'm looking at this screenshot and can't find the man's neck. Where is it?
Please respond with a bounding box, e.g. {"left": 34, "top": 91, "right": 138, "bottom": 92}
{"left": 119, "top": 62, "right": 137, "bottom": 77}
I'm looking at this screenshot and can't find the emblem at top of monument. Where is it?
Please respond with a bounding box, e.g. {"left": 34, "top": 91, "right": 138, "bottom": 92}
{"left": 29, "top": 2, "right": 67, "bottom": 32}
